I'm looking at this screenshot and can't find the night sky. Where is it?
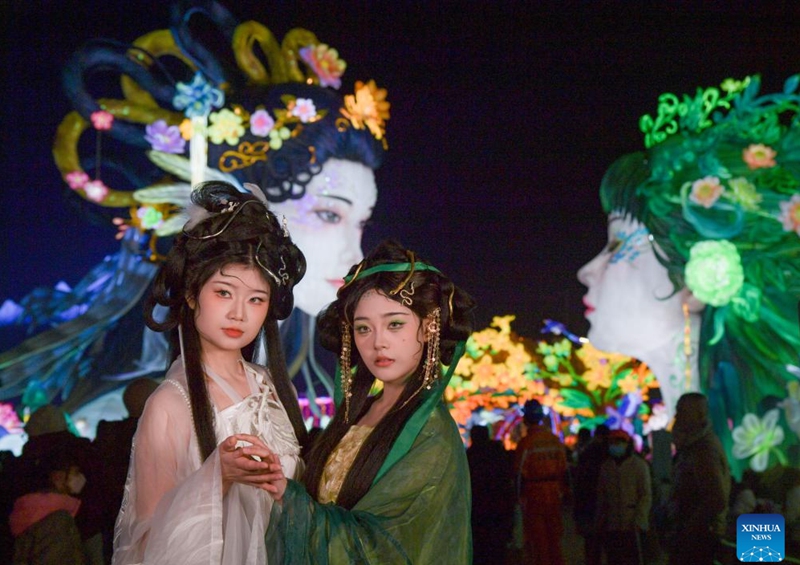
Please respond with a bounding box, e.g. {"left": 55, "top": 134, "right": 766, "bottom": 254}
{"left": 3, "top": 1, "right": 800, "bottom": 348}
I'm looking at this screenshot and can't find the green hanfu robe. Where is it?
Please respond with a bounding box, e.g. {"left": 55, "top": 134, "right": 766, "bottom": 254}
{"left": 266, "top": 403, "right": 472, "bottom": 564}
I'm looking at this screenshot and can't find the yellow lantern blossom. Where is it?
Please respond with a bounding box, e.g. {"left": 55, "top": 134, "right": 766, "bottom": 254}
{"left": 341, "top": 80, "right": 390, "bottom": 141}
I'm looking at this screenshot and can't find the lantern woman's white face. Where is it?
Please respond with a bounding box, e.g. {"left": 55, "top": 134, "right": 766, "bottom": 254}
{"left": 577, "top": 214, "right": 689, "bottom": 360}
{"left": 270, "top": 158, "right": 377, "bottom": 316}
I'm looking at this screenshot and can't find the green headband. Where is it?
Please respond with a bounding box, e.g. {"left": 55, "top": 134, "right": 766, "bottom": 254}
{"left": 342, "top": 262, "right": 441, "bottom": 284}
{"left": 340, "top": 252, "right": 443, "bottom": 299}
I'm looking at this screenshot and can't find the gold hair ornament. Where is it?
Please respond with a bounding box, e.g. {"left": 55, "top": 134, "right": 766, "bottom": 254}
{"left": 339, "top": 256, "right": 441, "bottom": 295}
{"left": 389, "top": 252, "right": 417, "bottom": 297}
{"left": 394, "top": 307, "right": 442, "bottom": 413}
{"left": 254, "top": 241, "right": 284, "bottom": 287}
{"left": 447, "top": 286, "right": 455, "bottom": 322}
{"left": 423, "top": 308, "right": 442, "bottom": 390}
{"left": 340, "top": 320, "right": 354, "bottom": 422}
{"left": 181, "top": 197, "right": 285, "bottom": 286}
{"left": 182, "top": 198, "right": 258, "bottom": 239}
{"left": 398, "top": 282, "right": 415, "bottom": 307}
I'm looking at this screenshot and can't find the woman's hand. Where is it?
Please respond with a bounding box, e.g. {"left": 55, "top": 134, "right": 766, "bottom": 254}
{"left": 219, "top": 433, "right": 285, "bottom": 494}
{"left": 265, "top": 454, "right": 288, "bottom": 502}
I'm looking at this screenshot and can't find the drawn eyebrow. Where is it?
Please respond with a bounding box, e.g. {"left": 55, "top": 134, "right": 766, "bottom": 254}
{"left": 319, "top": 194, "right": 353, "bottom": 205}
{"left": 211, "top": 277, "right": 269, "bottom": 294}
{"left": 354, "top": 312, "right": 412, "bottom": 321}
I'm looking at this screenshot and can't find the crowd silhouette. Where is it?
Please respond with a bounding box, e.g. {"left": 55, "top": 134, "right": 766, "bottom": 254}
{"left": 4, "top": 391, "right": 800, "bottom": 564}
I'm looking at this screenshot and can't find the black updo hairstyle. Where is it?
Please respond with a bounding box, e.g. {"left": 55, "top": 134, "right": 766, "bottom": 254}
{"left": 303, "top": 239, "right": 476, "bottom": 509}
{"left": 144, "top": 180, "right": 307, "bottom": 459}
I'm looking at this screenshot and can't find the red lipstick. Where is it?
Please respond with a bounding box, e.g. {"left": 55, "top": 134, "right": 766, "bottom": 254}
{"left": 374, "top": 356, "right": 393, "bottom": 367}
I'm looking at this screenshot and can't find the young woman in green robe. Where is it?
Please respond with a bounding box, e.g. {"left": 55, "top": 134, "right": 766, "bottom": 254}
{"left": 264, "top": 239, "right": 476, "bottom": 564}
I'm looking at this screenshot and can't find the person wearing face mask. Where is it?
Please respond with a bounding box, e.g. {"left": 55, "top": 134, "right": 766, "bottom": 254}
{"left": 594, "top": 429, "right": 651, "bottom": 565}
{"left": 9, "top": 445, "right": 90, "bottom": 564}
{"left": 5, "top": 404, "right": 106, "bottom": 564}
{"left": 668, "top": 392, "right": 730, "bottom": 565}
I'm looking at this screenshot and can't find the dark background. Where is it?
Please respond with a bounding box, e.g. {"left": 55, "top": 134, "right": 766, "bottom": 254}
{"left": 3, "top": 1, "right": 800, "bottom": 348}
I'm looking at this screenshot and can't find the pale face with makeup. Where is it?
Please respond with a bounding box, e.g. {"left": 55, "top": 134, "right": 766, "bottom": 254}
{"left": 269, "top": 158, "right": 378, "bottom": 316}
{"left": 577, "top": 214, "right": 690, "bottom": 360}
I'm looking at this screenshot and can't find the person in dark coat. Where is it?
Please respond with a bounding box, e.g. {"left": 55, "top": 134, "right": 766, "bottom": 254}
{"left": 668, "top": 393, "right": 730, "bottom": 565}
{"left": 93, "top": 377, "right": 159, "bottom": 563}
{"left": 572, "top": 424, "right": 609, "bottom": 565}
{"left": 467, "top": 425, "right": 515, "bottom": 565}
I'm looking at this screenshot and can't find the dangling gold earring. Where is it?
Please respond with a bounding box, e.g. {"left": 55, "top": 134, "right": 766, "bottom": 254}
{"left": 394, "top": 307, "right": 443, "bottom": 414}
{"left": 340, "top": 320, "right": 353, "bottom": 423}
{"left": 682, "top": 301, "right": 692, "bottom": 389}
{"left": 422, "top": 308, "right": 441, "bottom": 390}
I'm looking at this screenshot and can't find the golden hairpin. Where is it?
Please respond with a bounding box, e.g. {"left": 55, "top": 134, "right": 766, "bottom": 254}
{"left": 254, "top": 241, "right": 283, "bottom": 286}
{"left": 447, "top": 286, "right": 455, "bottom": 321}
{"left": 338, "top": 260, "right": 365, "bottom": 294}
{"left": 182, "top": 199, "right": 259, "bottom": 240}
{"left": 388, "top": 251, "right": 416, "bottom": 296}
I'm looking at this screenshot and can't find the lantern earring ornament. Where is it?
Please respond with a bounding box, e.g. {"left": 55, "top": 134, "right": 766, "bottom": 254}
{"left": 683, "top": 301, "right": 692, "bottom": 389}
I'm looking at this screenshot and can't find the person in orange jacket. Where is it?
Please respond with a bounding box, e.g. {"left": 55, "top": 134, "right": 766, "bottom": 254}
{"left": 514, "top": 399, "right": 568, "bottom": 565}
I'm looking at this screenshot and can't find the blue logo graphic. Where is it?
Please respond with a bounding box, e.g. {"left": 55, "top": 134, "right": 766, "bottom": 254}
{"left": 737, "top": 513, "right": 785, "bottom": 562}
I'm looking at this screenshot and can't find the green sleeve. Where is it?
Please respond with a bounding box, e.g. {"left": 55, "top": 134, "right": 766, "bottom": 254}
{"left": 267, "top": 405, "right": 472, "bottom": 564}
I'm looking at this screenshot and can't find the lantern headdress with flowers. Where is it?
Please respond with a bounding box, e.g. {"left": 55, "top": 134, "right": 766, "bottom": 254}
{"left": 54, "top": 1, "right": 388, "bottom": 247}
{"left": 599, "top": 75, "right": 800, "bottom": 475}
{"left": 0, "top": 0, "right": 389, "bottom": 412}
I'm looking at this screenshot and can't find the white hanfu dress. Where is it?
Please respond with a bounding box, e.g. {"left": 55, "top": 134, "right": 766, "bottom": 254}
{"left": 112, "top": 357, "right": 302, "bottom": 565}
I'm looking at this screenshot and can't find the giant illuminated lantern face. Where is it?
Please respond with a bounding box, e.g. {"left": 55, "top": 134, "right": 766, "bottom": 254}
{"left": 578, "top": 214, "right": 695, "bottom": 360}
{"left": 576, "top": 75, "right": 800, "bottom": 477}
{"left": 577, "top": 214, "right": 703, "bottom": 418}
{"left": 270, "top": 158, "right": 377, "bottom": 316}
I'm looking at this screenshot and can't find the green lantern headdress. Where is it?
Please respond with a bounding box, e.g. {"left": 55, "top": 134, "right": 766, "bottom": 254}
{"left": 601, "top": 74, "right": 800, "bottom": 476}
{"left": 624, "top": 75, "right": 800, "bottom": 332}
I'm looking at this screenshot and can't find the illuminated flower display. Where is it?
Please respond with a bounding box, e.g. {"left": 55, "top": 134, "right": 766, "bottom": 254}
{"left": 82, "top": 180, "right": 110, "bottom": 203}
{"left": 249, "top": 109, "right": 275, "bottom": 137}
{"left": 145, "top": 120, "right": 186, "bottom": 154}
{"left": 299, "top": 44, "right": 346, "bottom": 89}
{"left": 341, "top": 80, "right": 390, "bottom": 141}
{"left": 172, "top": 72, "right": 225, "bottom": 118}
{"left": 90, "top": 110, "right": 114, "bottom": 131}
{"left": 732, "top": 409, "right": 786, "bottom": 472}
{"left": 65, "top": 170, "right": 89, "bottom": 190}
{"left": 689, "top": 176, "right": 724, "bottom": 208}
{"left": 208, "top": 108, "right": 245, "bottom": 145}
{"left": 684, "top": 239, "right": 744, "bottom": 307}
{"left": 136, "top": 206, "right": 165, "bottom": 231}
{"left": 779, "top": 194, "right": 800, "bottom": 236}
{"left": 446, "top": 316, "right": 659, "bottom": 447}
{"left": 290, "top": 98, "right": 318, "bottom": 123}
{"left": 742, "top": 143, "right": 777, "bottom": 170}
{"left": 179, "top": 118, "right": 195, "bottom": 140}
{"left": 726, "top": 177, "right": 762, "bottom": 211}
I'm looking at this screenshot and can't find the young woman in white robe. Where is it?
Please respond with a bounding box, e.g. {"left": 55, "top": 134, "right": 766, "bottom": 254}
{"left": 113, "top": 181, "right": 307, "bottom": 565}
